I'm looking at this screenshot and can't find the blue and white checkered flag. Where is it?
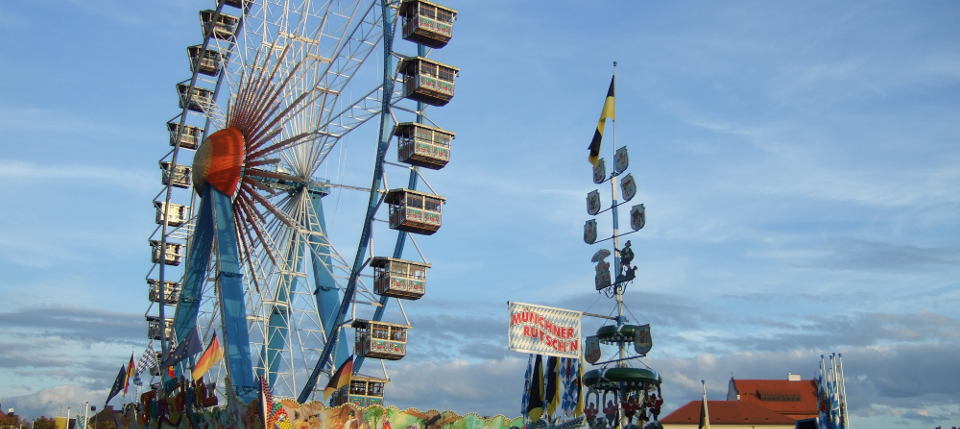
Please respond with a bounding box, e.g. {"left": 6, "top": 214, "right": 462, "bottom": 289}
{"left": 560, "top": 358, "right": 580, "bottom": 417}
{"left": 133, "top": 346, "right": 158, "bottom": 386}
{"left": 137, "top": 346, "right": 158, "bottom": 373}
{"left": 521, "top": 354, "right": 533, "bottom": 418}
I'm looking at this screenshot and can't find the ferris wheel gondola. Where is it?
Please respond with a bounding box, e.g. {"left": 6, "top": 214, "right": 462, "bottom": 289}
{"left": 144, "top": 0, "right": 460, "bottom": 405}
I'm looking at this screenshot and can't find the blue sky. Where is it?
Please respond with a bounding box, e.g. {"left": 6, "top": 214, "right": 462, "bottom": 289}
{"left": 1, "top": 1, "right": 959, "bottom": 428}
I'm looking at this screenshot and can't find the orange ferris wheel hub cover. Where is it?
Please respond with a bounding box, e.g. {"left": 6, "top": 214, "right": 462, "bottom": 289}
{"left": 192, "top": 127, "right": 246, "bottom": 197}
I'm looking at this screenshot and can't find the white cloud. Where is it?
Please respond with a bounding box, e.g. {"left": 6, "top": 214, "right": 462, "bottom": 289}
{"left": 1, "top": 385, "right": 104, "bottom": 420}
{"left": 770, "top": 58, "right": 867, "bottom": 101}
{"left": 0, "top": 224, "right": 148, "bottom": 269}
{"left": 385, "top": 357, "right": 527, "bottom": 416}
{"left": 58, "top": 0, "right": 195, "bottom": 29}
{"left": 0, "top": 107, "right": 127, "bottom": 137}
{"left": 701, "top": 120, "right": 953, "bottom": 209}
{"left": 0, "top": 159, "right": 154, "bottom": 193}
{"left": 727, "top": 161, "right": 960, "bottom": 209}
{"left": 695, "top": 353, "right": 717, "bottom": 371}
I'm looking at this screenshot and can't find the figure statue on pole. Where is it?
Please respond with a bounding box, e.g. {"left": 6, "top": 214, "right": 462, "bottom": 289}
{"left": 616, "top": 240, "right": 637, "bottom": 285}
{"left": 592, "top": 249, "right": 612, "bottom": 291}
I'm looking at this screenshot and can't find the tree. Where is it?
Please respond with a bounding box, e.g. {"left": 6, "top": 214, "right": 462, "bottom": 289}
{"left": 32, "top": 417, "right": 54, "bottom": 429}
{"left": 0, "top": 412, "right": 29, "bottom": 429}
{"left": 88, "top": 410, "right": 116, "bottom": 429}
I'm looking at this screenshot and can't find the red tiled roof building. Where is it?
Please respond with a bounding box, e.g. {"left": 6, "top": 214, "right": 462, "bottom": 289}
{"left": 662, "top": 374, "right": 820, "bottom": 428}
{"left": 662, "top": 400, "right": 796, "bottom": 428}
{"left": 726, "top": 374, "right": 819, "bottom": 421}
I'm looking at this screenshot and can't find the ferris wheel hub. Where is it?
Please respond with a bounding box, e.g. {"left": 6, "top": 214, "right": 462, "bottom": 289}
{"left": 192, "top": 127, "right": 246, "bottom": 197}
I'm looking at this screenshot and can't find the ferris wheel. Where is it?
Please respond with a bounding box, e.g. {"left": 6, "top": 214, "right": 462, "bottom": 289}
{"left": 145, "top": 0, "right": 460, "bottom": 404}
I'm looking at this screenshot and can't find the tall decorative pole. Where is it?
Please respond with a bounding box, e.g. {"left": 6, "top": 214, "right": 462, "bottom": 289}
{"left": 585, "top": 61, "right": 644, "bottom": 360}
{"left": 583, "top": 62, "right": 653, "bottom": 429}
{"left": 607, "top": 62, "right": 628, "bottom": 364}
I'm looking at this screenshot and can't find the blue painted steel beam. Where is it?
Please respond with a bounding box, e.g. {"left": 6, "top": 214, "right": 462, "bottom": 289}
{"left": 159, "top": 0, "right": 244, "bottom": 361}
{"left": 261, "top": 231, "right": 303, "bottom": 387}
{"left": 297, "top": 0, "right": 395, "bottom": 403}
{"left": 354, "top": 170, "right": 418, "bottom": 371}
{"left": 354, "top": 40, "right": 428, "bottom": 373}
{"left": 353, "top": 44, "right": 427, "bottom": 373}
{"left": 307, "top": 191, "right": 350, "bottom": 369}
{"left": 209, "top": 187, "right": 257, "bottom": 402}
{"left": 172, "top": 188, "right": 214, "bottom": 357}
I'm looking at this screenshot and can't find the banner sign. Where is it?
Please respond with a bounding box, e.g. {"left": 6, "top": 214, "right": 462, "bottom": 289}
{"left": 507, "top": 301, "right": 582, "bottom": 359}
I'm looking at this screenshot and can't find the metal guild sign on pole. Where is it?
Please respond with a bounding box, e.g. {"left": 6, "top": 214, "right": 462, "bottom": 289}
{"left": 584, "top": 219, "right": 598, "bottom": 244}
{"left": 507, "top": 301, "right": 582, "bottom": 359}
{"left": 593, "top": 158, "right": 606, "bottom": 184}
{"left": 584, "top": 335, "right": 601, "bottom": 364}
{"left": 586, "top": 190, "right": 601, "bottom": 215}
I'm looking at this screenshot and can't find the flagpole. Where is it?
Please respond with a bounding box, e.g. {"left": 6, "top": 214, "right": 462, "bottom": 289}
{"left": 838, "top": 354, "right": 849, "bottom": 429}
{"left": 133, "top": 348, "right": 140, "bottom": 399}
{"left": 700, "top": 380, "right": 710, "bottom": 429}
{"left": 607, "top": 61, "right": 625, "bottom": 364}
{"left": 818, "top": 354, "right": 825, "bottom": 428}
{"left": 604, "top": 61, "right": 629, "bottom": 429}
{"left": 833, "top": 354, "right": 841, "bottom": 429}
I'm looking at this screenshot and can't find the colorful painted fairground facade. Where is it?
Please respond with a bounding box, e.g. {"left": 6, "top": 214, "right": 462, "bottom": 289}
{"left": 102, "top": 399, "right": 522, "bottom": 429}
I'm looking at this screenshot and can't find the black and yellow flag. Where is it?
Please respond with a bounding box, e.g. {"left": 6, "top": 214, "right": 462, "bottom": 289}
{"left": 526, "top": 354, "right": 545, "bottom": 421}
{"left": 587, "top": 75, "right": 616, "bottom": 165}
{"left": 544, "top": 356, "right": 561, "bottom": 417}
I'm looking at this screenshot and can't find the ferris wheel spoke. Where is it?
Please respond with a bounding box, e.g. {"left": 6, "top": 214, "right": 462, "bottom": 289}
{"left": 241, "top": 182, "right": 301, "bottom": 230}
{"left": 236, "top": 197, "right": 285, "bottom": 269}
{"left": 286, "top": 8, "right": 393, "bottom": 173}
{"left": 233, "top": 205, "right": 267, "bottom": 294}
{"left": 256, "top": 189, "right": 341, "bottom": 393}
{"left": 234, "top": 222, "right": 282, "bottom": 301}
{"left": 307, "top": 82, "right": 411, "bottom": 172}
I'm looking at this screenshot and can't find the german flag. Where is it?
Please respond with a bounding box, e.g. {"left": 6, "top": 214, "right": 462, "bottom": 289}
{"left": 192, "top": 333, "right": 224, "bottom": 381}
{"left": 323, "top": 356, "right": 354, "bottom": 400}
{"left": 587, "top": 75, "right": 616, "bottom": 166}
{"left": 123, "top": 354, "right": 135, "bottom": 395}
